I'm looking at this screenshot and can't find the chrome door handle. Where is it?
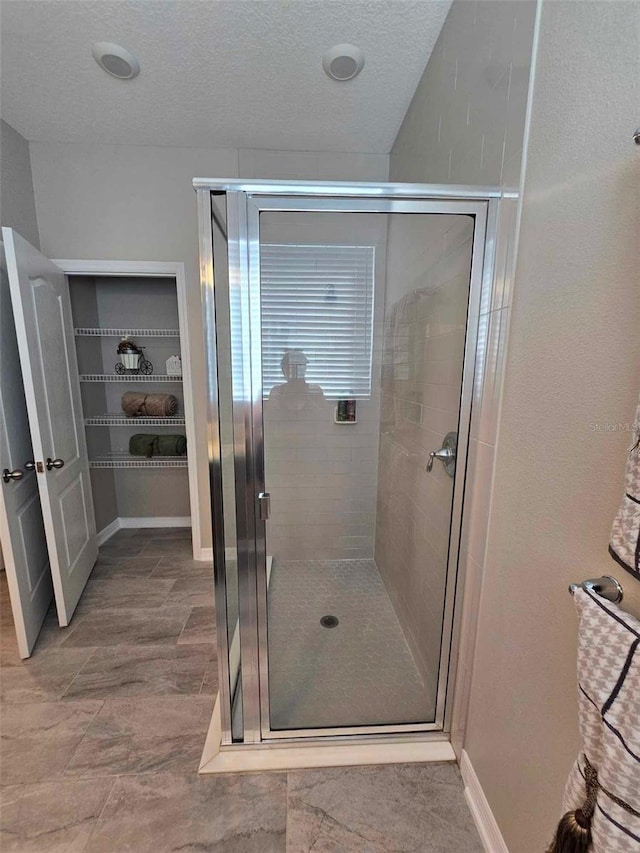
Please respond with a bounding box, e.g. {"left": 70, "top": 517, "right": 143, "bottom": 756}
{"left": 257, "top": 492, "right": 271, "bottom": 521}
{"left": 426, "top": 431, "right": 458, "bottom": 477}
{"left": 3, "top": 468, "right": 24, "bottom": 483}
{"left": 46, "top": 458, "right": 65, "bottom": 471}
{"left": 24, "top": 461, "right": 35, "bottom": 472}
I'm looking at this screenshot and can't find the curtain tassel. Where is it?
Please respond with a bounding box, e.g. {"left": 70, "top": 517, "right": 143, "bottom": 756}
{"left": 547, "top": 757, "right": 597, "bottom": 853}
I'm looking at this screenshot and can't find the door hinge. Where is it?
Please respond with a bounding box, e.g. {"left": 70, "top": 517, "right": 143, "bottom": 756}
{"left": 257, "top": 492, "right": 271, "bottom": 521}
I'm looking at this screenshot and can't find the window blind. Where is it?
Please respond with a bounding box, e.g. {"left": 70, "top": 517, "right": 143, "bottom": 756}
{"left": 260, "top": 243, "right": 375, "bottom": 399}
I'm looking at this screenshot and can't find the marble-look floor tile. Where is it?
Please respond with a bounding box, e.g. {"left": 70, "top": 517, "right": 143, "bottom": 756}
{"left": 0, "top": 625, "right": 23, "bottom": 666}
{"left": 97, "top": 540, "right": 146, "bottom": 558}
{"left": 0, "top": 602, "right": 15, "bottom": 622}
{"left": 23, "top": 609, "right": 82, "bottom": 654}
{"left": 0, "top": 647, "right": 96, "bottom": 704}
{"left": 151, "top": 558, "right": 213, "bottom": 580}
{"left": 31, "top": 624, "right": 73, "bottom": 652}
{"left": 64, "top": 695, "right": 213, "bottom": 777}
{"left": 128, "top": 527, "right": 192, "bottom": 540}
{"left": 168, "top": 577, "right": 215, "bottom": 607}
{"left": 178, "top": 606, "right": 216, "bottom": 645}
{"left": 75, "top": 578, "right": 175, "bottom": 611}
{"left": 87, "top": 771, "right": 287, "bottom": 852}
{"left": 140, "top": 539, "right": 193, "bottom": 557}
{"left": 63, "top": 643, "right": 213, "bottom": 700}
{"left": 286, "top": 764, "right": 484, "bottom": 852}
{"left": 1, "top": 701, "right": 102, "bottom": 784}
{"left": 200, "top": 654, "right": 220, "bottom": 696}
{"left": 0, "top": 777, "right": 114, "bottom": 852}
{"left": 60, "top": 607, "right": 191, "bottom": 647}
{"left": 90, "top": 556, "right": 161, "bottom": 579}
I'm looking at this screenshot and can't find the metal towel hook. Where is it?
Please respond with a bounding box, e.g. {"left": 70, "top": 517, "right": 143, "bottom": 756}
{"left": 568, "top": 575, "right": 623, "bottom": 603}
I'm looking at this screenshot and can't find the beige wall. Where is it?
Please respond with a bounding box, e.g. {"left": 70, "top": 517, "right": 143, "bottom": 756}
{"left": 465, "top": 3, "right": 640, "bottom": 851}
{"left": 0, "top": 120, "right": 40, "bottom": 248}
{"left": 391, "top": 1, "right": 536, "bottom": 188}
{"left": 376, "top": 213, "right": 473, "bottom": 692}
{"left": 29, "top": 142, "right": 388, "bottom": 553}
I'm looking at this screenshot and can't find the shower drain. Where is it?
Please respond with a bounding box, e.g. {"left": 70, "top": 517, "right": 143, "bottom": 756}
{"left": 320, "top": 615, "right": 339, "bottom": 628}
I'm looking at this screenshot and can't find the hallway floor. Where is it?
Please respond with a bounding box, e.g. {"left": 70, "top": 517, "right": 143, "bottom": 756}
{"left": 0, "top": 529, "right": 482, "bottom": 852}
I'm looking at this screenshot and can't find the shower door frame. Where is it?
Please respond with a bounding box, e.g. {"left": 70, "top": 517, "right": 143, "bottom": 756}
{"left": 196, "top": 179, "right": 500, "bottom": 747}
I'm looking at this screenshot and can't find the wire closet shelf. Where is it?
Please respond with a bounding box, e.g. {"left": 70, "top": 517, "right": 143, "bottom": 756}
{"left": 89, "top": 453, "right": 188, "bottom": 469}
{"left": 85, "top": 414, "right": 186, "bottom": 427}
{"left": 80, "top": 374, "right": 182, "bottom": 382}
{"left": 74, "top": 328, "right": 180, "bottom": 337}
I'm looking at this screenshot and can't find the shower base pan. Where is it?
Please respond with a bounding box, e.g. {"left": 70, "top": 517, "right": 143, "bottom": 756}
{"left": 199, "top": 696, "right": 456, "bottom": 774}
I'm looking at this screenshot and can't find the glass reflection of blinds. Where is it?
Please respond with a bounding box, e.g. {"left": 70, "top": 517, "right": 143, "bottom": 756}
{"left": 260, "top": 243, "right": 375, "bottom": 399}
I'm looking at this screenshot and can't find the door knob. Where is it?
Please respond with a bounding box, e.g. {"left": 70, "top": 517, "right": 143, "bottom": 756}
{"left": 2, "top": 468, "right": 24, "bottom": 483}
{"left": 24, "top": 461, "right": 35, "bottom": 472}
{"left": 426, "top": 431, "right": 458, "bottom": 478}
{"left": 46, "top": 458, "right": 65, "bottom": 471}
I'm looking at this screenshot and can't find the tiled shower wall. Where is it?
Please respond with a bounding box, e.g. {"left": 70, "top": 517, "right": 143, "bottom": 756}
{"left": 389, "top": 0, "right": 536, "bottom": 755}
{"left": 375, "top": 214, "right": 474, "bottom": 687}
{"left": 391, "top": 0, "right": 537, "bottom": 189}
{"left": 264, "top": 394, "right": 381, "bottom": 562}
{"left": 263, "top": 213, "right": 387, "bottom": 562}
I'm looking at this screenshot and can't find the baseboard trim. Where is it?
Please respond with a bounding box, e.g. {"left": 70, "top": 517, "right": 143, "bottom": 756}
{"left": 460, "top": 749, "right": 509, "bottom": 853}
{"left": 119, "top": 517, "right": 191, "bottom": 529}
{"left": 194, "top": 548, "right": 272, "bottom": 570}
{"left": 98, "top": 516, "right": 193, "bottom": 547}
{"left": 97, "top": 518, "right": 121, "bottom": 545}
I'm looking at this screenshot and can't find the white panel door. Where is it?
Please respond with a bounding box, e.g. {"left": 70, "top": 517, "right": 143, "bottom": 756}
{"left": 0, "top": 244, "right": 53, "bottom": 656}
{"left": 3, "top": 228, "right": 97, "bottom": 625}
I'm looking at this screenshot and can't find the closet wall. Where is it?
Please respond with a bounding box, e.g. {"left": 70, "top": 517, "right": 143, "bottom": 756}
{"left": 69, "top": 275, "right": 190, "bottom": 534}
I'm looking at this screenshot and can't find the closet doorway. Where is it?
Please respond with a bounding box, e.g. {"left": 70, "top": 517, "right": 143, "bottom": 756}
{"left": 2, "top": 230, "right": 200, "bottom": 655}
{"left": 62, "top": 262, "right": 198, "bottom": 549}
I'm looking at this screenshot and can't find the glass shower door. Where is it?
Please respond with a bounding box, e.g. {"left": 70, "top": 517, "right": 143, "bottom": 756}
{"left": 245, "top": 197, "right": 487, "bottom": 739}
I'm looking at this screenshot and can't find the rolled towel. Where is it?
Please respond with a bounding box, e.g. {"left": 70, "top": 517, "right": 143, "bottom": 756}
{"left": 155, "top": 434, "right": 187, "bottom": 457}
{"left": 121, "top": 392, "right": 179, "bottom": 418}
{"left": 129, "top": 434, "right": 187, "bottom": 458}
{"left": 129, "top": 434, "right": 157, "bottom": 458}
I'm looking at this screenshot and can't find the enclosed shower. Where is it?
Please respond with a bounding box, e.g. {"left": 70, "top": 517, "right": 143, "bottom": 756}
{"left": 197, "top": 180, "right": 498, "bottom": 758}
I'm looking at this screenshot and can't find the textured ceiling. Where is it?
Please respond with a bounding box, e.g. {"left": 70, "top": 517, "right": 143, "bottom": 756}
{"left": 0, "top": 0, "right": 451, "bottom": 153}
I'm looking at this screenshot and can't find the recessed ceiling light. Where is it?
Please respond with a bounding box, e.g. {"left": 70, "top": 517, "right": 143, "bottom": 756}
{"left": 92, "top": 42, "right": 140, "bottom": 80}
{"left": 323, "top": 44, "right": 365, "bottom": 82}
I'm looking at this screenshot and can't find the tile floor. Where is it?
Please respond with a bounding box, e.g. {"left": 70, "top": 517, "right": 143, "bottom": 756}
{"left": 0, "top": 528, "right": 483, "bottom": 852}
{"left": 268, "top": 559, "right": 434, "bottom": 730}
